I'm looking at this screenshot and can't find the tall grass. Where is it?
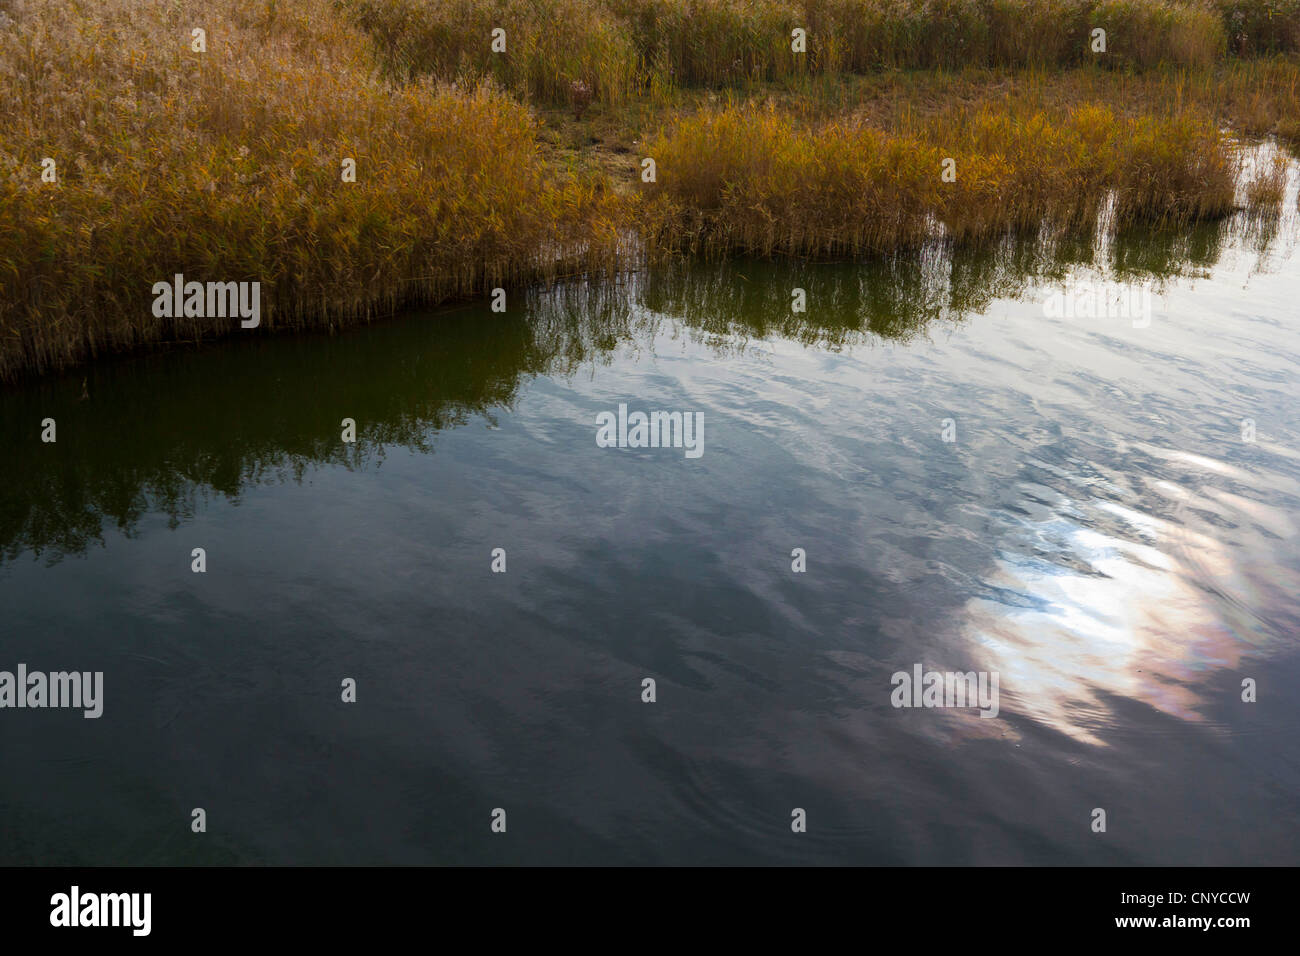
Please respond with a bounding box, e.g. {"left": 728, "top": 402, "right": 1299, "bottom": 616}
{"left": 642, "top": 106, "right": 940, "bottom": 255}
{"left": 0, "top": 0, "right": 1293, "bottom": 382}
{"left": 0, "top": 0, "right": 623, "bottom": 382}
{"left": 337, "top": 0, "right": 642, "bottom": 104}
{"left": 642, "top": 101, "right": 1238, "bottom": 256}
{"left": 1212, "top": 0, "right": 1300, "bottom": 53}
{"left": 606, "top": 0, "right": 808, "bottom": 86}
{"left": 342, "top": 0, "right": 1296, "bottom": 103}
{"left": 1091, "top": 0, "right": 1226, "bottom": 69}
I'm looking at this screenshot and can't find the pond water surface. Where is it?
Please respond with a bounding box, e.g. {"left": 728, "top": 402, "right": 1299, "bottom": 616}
{"left": 2, "top": 195, "right": 1299, "bottom": 864}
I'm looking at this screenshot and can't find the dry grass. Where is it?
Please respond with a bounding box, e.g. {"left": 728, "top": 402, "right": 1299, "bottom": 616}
{"left": 341, "top": 0, "right": 1296, "bottom": 102}
{"left": 640, "top": 100, "right": 1238, "bottom": 256}
{"left": 1212, "top": 0, "right": 1300, "bottom": 54}
{"left": 0, "top": 0, "right": 623, "bottom": 382}
{"left": 544, "top": 58, "right": 1300, "bottom": 168}
{"left": 336, "top": 0, "right": 642, "bottom": 105}
{"left": 2, "top": 0, "right": 1298, "bottom": 382}
{"left": 1244, "top": 151, "right": 1290, "bottom": 208}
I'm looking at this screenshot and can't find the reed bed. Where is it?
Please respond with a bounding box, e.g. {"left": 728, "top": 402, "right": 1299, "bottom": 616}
{"left": 341, "top": 0, "right": 1298, "bottom": 104}
{"left": 337, "top": 0, "right": 642, "bottom": 104}
{"left": 1, "top": 0, "right": 1296, "bottom": 382}
{"left": 1212, "top": 0, "right": 1300, "bottom": 53}
{"left": 641, "top": 102, "right": 1238, "bottom": 256}
{"left": 0, "top": 0, "right": 623, "bottom": 382}
{"left": 1091, "top": 0, "right": 1226, "bottom": 69}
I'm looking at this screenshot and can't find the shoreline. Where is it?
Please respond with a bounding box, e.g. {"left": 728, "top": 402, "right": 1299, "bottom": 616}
{"left": 3, "top": 0, "right": 1299, "bottom": 382}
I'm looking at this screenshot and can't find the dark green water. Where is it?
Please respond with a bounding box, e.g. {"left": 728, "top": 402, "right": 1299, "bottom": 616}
{"left": 2, "top": 207, "right": 1299, "bottom": 864}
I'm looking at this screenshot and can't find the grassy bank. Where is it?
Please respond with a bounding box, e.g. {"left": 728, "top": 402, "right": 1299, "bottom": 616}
{"left": 0, "top": 0, "right": 622, "bottom": 382}
{"left": 2, "top": 0, "right": 1299, "bottom": 382}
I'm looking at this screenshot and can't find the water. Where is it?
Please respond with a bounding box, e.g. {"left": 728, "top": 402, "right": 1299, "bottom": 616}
{"left": 2, "top": 202, "right": 1299, "bottom": 865}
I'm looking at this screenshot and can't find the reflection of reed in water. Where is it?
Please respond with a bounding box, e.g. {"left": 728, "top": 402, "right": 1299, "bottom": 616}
{"left": 0, "top": 211, "right": 1285, "bottom": 564}
{"left": 635, "top": 215, "right": 1239, "bottom": 351}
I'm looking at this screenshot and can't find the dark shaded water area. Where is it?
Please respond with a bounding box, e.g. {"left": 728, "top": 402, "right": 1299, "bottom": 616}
{"left": 2, "top": 203, "right": 1299, "bottom": 864}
